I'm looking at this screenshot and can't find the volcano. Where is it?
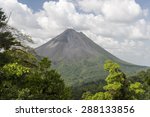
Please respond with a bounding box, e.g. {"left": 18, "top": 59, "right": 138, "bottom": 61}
{"left": 35, "top": 29, "right": 124, "bottom": 61}
{"left": 35, "top": 29, "right": 146, "bottom": 86}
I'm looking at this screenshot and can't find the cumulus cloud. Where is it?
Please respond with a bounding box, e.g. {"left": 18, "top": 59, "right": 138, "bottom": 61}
{"left": 101, "top": 0, "right": 143, "bottom": 22}
{"left": 78, "top": 0, "right": 103, "bottom": 14}
{"left": 0, "top": 0, "right": 150, "bottom": 66}
{"left": 78, "top": 0, "right": 145, "bottom": 22}
{"left": 0, "top": 0, "right": 39, "bottom": 29}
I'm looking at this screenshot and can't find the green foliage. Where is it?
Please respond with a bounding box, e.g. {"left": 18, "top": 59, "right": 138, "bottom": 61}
{"left": 82, "top": 60, "right": 145, "bottom": 100}
{"left": 38, "top": 57, "right": 51, "bottom": 70}
{"left": 92, "top": 92, "right": 112, "bottom": 100}
{"left": 24, "top": 58, "right": 71, "bottom": 99}
{"left": 128, "top": 69, "right": 150, "bottom": 99}
{"left": 0, "top": 52, "right": 11, "bottom": 66}
{"left": 17, "top": 88, "right": 33, "bottom": 100}
{"left": 71, "top": 79, "right": 106, "bottom": 99}
{"left": 82, "top": 91, "right": 112, "bottom": 100}
{"left": 0, "top": 8, "right": 7, "bottom": 27}
{"left": 82, "top": 92, "right": 93, "bottom": 100}
{"left": 5, "top": 49, "right": 38, "bottom": 67}
{"left": 104, "top": 82, "right": 122, "bottom": 91}
{"left": 3, "top": 63, "right": 30, "bottom": 77}
{"left": 0, "top": 32, "right": 20, "bottom": 50}
{"left": 83, "top": 92, "right": 113, "bottom": 100}
{"left": 0, "top": 80, "right": 18, "bottom": 99}
{"left": 129, "top": 82, "right": 145, "bottom": 99}
{"left": 0, "top": 62, "right": 30, "bottom": 99}
{"left": 0, "top": 8, "right": 20, "bottom": 50}
{"left": 0, "top": 57, "right": 71, "bottom": 99}
{"left": 104, "top": 60, "right": 120, "bottom": 72}
{"left": 103, "top": 60, "right": 128, "bottom": 99}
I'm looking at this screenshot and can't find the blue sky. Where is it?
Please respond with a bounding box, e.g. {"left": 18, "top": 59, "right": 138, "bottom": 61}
{"left": 18, "top": 0, "right": 150, "bottom": 12}
{"left": 18, "top": 0, "right": 58, "bottom": 11}
{"left": 1, "top": 0, "right": 150, "bottom": 66}
{"left": 136, "top": 0, "right": 150, "bottom": 9}
{"left": 18, "top": 0, "right": 48, "bottom": 11}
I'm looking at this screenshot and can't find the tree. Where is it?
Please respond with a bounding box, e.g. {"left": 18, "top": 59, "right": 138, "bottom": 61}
{"left": 129, "top": 82, "right": 145, "bottom": 99}
{"left": 4, "top": 48, "right": 38, "bottom": 68}
{"left": 82, "top": 60, "right": 145, "bottom": 100}
{"left": 0, "top": 8, "right": 7, "bottom": 27}
{"left": 0, "top": 8, "right": 21, "bottom": 67}
{"left": 82, "top": 91, "right": 112, "bottom": 100}
{"left": 0, "top": 63, "right": 30, "bottom": 99}
{"left": 0, "top": 9, "right": 71, "bottom": 100}
{"left": 103, "top": 60, "right": 128, "bottom": 99}
{"left": 0, "top": 8, "right": 20, "bottom": 51}
{"left": 0, "top": 57, "right": 71, "bottom": 100}
{"left": 24, "top": 58, "right": 71, "bottom": 100}
{"left": 128, "top": 69, "right": 150, "bottom": 99}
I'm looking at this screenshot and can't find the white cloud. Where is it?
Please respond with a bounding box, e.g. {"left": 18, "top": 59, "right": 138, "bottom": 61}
{"left": 78, "top": 0, "right": 145, "bottom": 22}
{"left": 1, "top": 0, "right": 38, "bottom": 28}
{"left": 0, "top": 0, "right": 150, "bottom": 66}
{"left": 78, "top": 0, "right": 103, "bottom": 14}
{"left": 101, "top": 0, "right": 143, "bottom": 22}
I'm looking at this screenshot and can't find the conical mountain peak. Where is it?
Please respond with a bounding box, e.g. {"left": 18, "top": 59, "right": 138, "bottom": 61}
{"left": 64, "top": 28, "right": 77, "bottom": 33}
{"left": 35, "top": 29, "right": 146, "bottom": 90}
{"left": 35, "top": 29, "right": 118, "bottom": 61}
{"left": 54, "top": 28, "right": 83, "bottom": 42}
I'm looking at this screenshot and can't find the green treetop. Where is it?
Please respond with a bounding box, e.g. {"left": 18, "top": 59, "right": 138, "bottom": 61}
{"left": 82, "top": 60, "right": 145, "bottom": 100}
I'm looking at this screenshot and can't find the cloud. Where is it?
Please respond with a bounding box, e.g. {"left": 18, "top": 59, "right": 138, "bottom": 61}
{"left": 0, "top": 0, "right": 150, "bottom": 66}
{"left": 0, "top": 0, "right": 42, "bottom": 42}
{"left": 78, "top": 0, "right": 145, "bottom": 22}
{"left": 78, "top": 0, "right": 103, "bottom": 14}
{"left": 101, "top": 0, "right": 143, "bottom": 22}
{"left": 1, "top": 0, "right": 39, "bottom": 28}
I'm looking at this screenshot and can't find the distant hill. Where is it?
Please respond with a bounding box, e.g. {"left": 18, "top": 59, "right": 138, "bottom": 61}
{"left": 35, "top": 29, "right": 146, "bottom": 88}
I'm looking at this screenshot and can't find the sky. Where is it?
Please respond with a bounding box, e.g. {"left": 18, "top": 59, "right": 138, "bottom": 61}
{"left": 0, "top": 0, "right": 150, "bottom": 66}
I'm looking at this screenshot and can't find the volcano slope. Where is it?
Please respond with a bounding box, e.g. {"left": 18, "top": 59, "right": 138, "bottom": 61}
{"left": 35, "top": 29, "right": 146, "bottom": 98}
